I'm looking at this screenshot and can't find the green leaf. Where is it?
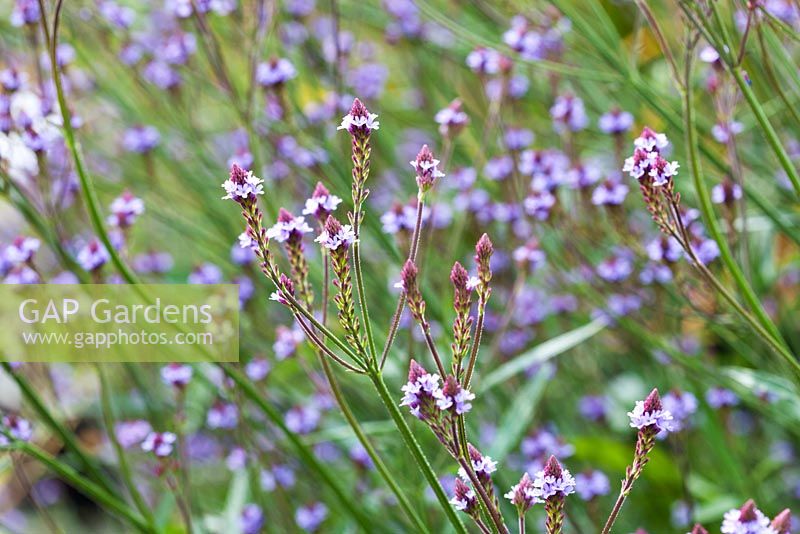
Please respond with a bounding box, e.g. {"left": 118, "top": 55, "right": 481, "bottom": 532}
{"left": 478, "top": 319, "right": 607, "bottom": 394}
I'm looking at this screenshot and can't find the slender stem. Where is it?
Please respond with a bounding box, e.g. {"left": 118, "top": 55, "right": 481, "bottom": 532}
{"left": 352, "top": 239, "right": 378, "bottom": 362}
{"left": 464, "top": 302, "right": 486, "bottom": 390}
{"left": 518, "top": 515, "right": 525, "bottom": 534}
{"left": 456, "top": 455, "right": 506, "bottom": 534}
{"left": 41, "top": 0, "right": 141, "bottom": 285}
{"left": 421, "top": 320, "right": 447, "bottom": 378}
{"left": 681, "top": 45, "right": 794, "bottom": 362}
{"left": 96, "top": 365, "right": 155, "bottom": 528}
{"left": 600, "top": 492, "right": 626, "bottom": 534}
{"left": 8, "top": 441, "right": 150, "bottom": 533}
{"left": 315, "top": 355, "right": 427, "bottom": 532}
{"left": 367, "top": 369, "right": 468, "bottom": 534}
{"left": 294, "top": 314, "right": 366, "bottom": 373}
{"left": 380, "top": 198, "right": 425, "bottom": 369}
{"left": 223, "top": 365, "right": 374, "bottom": 530}
{"left": 2, "top": 363, "right": 116, "bottom": 493}
{"left": 634, "top": 0, "right": 682, "bottom": 88}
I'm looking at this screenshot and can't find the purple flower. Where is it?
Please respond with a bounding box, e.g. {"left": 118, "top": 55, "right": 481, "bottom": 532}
{"left": 513, "top": 238, "right": 546, "bottom": 271}
{"left": 302, "top": 182, "right": 342, "bottom": 220}
{"left": 574, "top": 471, "right": 610, "bottom": 501}
{"left": 107, "top": 190, "right": 144, "bottom": 228}
{"left": 599, "top": 108, "right": 634, "bottom": 135}
{"left": 712, "top": 121, "right": 744, "bottom": 144}
{"left": 711, "top": 178, "right": 743, "bottom": 205}
{"left": 592, "top": 175, "right": 629, "bottom": 206}
{"left": 628, "top": 389, "right": 674, "bottom": 433}
{"left": 315, "top": 217, "right": 357, "bottom": 250}
{"left": 450, "top": 478, "right": 479, "bottom": 515}
{"left": 647, "top": 236, "right": 683, "bottom": 263}
{"left": 4, "top": 236, "right": 39, "bottom": 265}
{"left": 188, "top": 263, "right": 223, "bottom": 284}
{"left": 273, "top": 325, "right": 304, "bottom": 360}
{"left": 400, "top": 360, "right": 442, "bottom": 420}
{"left": 77, "top": 239, "right": 110, "bottom": 272}
{"left": 266, "top": 210, "right": 313, "bottom": 243}
{"left": 505, "top": 472, "right": 536, "bottom": 514}
{"left": 597, "top": 248, "right": 634, "bottom": 282}
{"left": 206, "top": 402, "right": 239, "bottom": 429}
{"left": 566, "top": 163, "right": 602, "bottom": 189}
{"left": 0, "top": 414, "right": 33, "bottom": 445}
{"left": 10, "top": 0, "right": 40, "bottom": 27}
{"left": 348, "top": 63, "right": 388, "bottom": 99}
{"left": 285, "top": 405, "right": 321, "bottom": 434}
{"left": 114, "top": 420, "right": 152, "bottom": 449}
{"left": 578, "top": 395, "right": 607, "bottom": 422}
{"left": 411, "top": 144, "right": 445, "bottom": 193}
{"left": 240, "top": 504, "right": 264, "bottom": 534}
{"left": 634, "top": 127, "right": 670, "bottom": 152}
{"left": 161, "top": 363, "right": 193, "bottom": 388}
{"left": 660, "top": 391, "right": 697, "bottom": 438}
{"left": 141, "top": 431, "right": 177, "bottom": 457}
{"left": 142, "top": 61, "right": 181, "bottom": 90}
{"left": 434, "top": 375, "right": 475, "bottom": 415}
{"left": 295, "top": 502, "right": 328, "bottom": 532}
{"left": 245, "top": 358, "right": 271, "bottom": 381}
{"left": 523, "top": 190, "right": 556, "bottom": 221}
{"left": 222, "top": 164, "right": 265, "bottom": 202}
{"left": 99, "top": 1, "right": 135, "bottom": 28}
{"left": 465, "top": 47, "right": 504, "bottom": 75}
{"left": 531, "top": 456, "right": 576, "bottom": 502}
{"left": 721, "top": 500, "right": 773, "bottom": 534}
{"left": 3, "top": 265, "right": 39, "bottom": 284}
{"left": 435, "top": 99, "right": 469, "bottom": 137}
{"left": 706, "top": 387, "right": 739, "bottom": 409}
{"left": 256, "top": 58, "right": 297, "bottom": 87}
{"left": 337, "top": 98, "right": 379, "bottom": 134}
{"left": 550, "top": 94, "right": 588, "bottom": 133}
{"left": 133, "top": 251, "right": 173, "bottom": 274}
{"left": 123, "top": 125, "right": 160, "bottom": 154}
{"left": 505, "top": 127, "right": 535, "bottom": 150}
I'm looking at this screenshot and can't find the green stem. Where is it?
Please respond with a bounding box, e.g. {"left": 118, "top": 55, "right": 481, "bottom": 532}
{"left": 222, "top": 365, "right": 374, "bottom": 531}
{"left": 681, "top": 52, "right": 793, "bottom": 359}
{"left": 318, "top": 357, "right": 427, "bottom": 532}
{"left": 368, "top": 369, "right": 468, "bottom": 534}
{"left": 9, "top": 441, "right": 150, "bottom": 532}
{"left": 2, "top": 363, "right": 116, "bottom": 493}
{"left": 96, "top": 364, "right": 156, "bottom": 529}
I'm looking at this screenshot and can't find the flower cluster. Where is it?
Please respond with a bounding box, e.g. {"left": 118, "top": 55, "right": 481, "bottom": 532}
{"left": 222, "top": 164, "right": 265, "bottom": 204}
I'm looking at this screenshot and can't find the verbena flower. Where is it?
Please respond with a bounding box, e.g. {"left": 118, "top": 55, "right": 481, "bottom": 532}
{"left": 108, "top": 190, "right": 145, "bottom": 228}
{"left": 256, "top": 58, "right": 297, "bottom": 88}
{"left": 141, "top": 431, "right": 177, "bottom": 457}
{"left": 505, "top": 472, "right": 536, "bottom": 515}
{"left": 315, "top": 216, "right": 356, "bottom": 250}
{"left": 400, "top": 359, "right": 442, "bottom": 420}
{"left": 221, "top": 164, "right": 265, "bottom": 203}
{"left": 450, "top": 478, "right": 479, "bottom": 517}
{"left": 77, "top": 238, "right": 110, "bottom": 272}
{"left": 550, "top": 94, "right": 588, "bottom": 133}
{"left": 721, "top": 500, "right": 775, "bottom": 534}
{"left": 628, "top": 390, "right": 674, "bottom": 433}
{"left": 4, "top": 236, "right": 39, "bottom": 264}
{"left": 0, "top": 414, "right": 33, "bottom": 445}
{"left": 599, "top": 108, "right": 634, "bottom": 135}
{"left": 435, "top": 99, "right": 469, "bottom": 137}
{"left": 295, "top": 502, "right": 328, "bottom": 532}
{"left": 123, "top": 125, "right": 160, "bottom": 154}
{"left": 160, "top": 363, "right": 193, "bottom": 388}
{"left": 240, "top": 503, "right": 264, "bottom": 534}
{"left": 266, "top": 209, "right": 313, "bottom": 243}
{"left": 434, "top": 375, "right": 475, "bottom": 415}
{"left": 574, "top": 470, "right": 610, "bottom": 501}
{"left": 411, "top": 144, "right": 445, "bottom": 194}
{"left": 531, "top": 456, "right": 576, "bottom": 502}
{"left": 114, "top": 420, "right": 152, "bottom": 449}
{"left": 302, "top": 182, "right": 342, "bottom": 221}
{"left": 337, "top": 98, "right": 379, "bottom": 134}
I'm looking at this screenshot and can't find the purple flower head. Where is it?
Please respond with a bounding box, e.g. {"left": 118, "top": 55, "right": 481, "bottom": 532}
{"left": 315, "top": 215, "right": 356, "bottom": 250}
{"left": 567, "top": 163, "right": 602, "bottom": 190}
{"left": 270, "top": 275, "right": 295, "bottom": 305}
{"left": 123, "top": 125, "right": 160, "bottom": 154}
{"left": 771, "top": 509, "right": 792, "bottom": 534}
{"left": 660, "top": 390, "right": 698, "bottom": 435}
{"left": 0, "top": 68, "right": 23, "bottom": 92}
{"left": 435, "top": 99, "right": 469, "bottom": 137}
{"left": 628, "top": 388, "right": 674, "bottom": 434}
{"left": 245, "top": 358, "right": 271, "bottom": 381}
{"left": 706, "top": 387, "right": 739, "bottom": 409}
{"left": 523, "top": 189, "right": 556, "bottom": 221}
{"left": 711, "top": 178, "right": 743, "bottom": 206}
{"left": 550, "top": 93, "right": 588, "bottom": 133}
{"left": 222, "top": 164, "right": 265, "bottom": 203}
{"left": 99, "top": 1, "right": 135, "bottom": 28}
{"left": 266, "top": 208, "right": 313, "bottom": 243}
{"left": 11, "top": 0, "right": 40, "bottom": 27}
{"left": 302, "top": 182, "right": 342, "bottom": 221}
{"left": 4, "top": 236, "right": 40, "bottom": 265}
{"left": 337, "top": 98, "right": 379, "bottom": 135}
{"left": 115, "top": 420, "right": 152, "bottom": 449}
{"left": 434, "top": 375, "right": 475, "bottom": 415}
{"left": 450, "top": 478, "right": 479, "bottom": 516}
{"left": 0, "top": 414, "right": 33, "bottom": 445}
{"left": 712, "top": 121, "right": 744, "bottom": 144}
{"left": 273, "top": 325, "right": 304, "bottom": 360}
{"left": 188, "top": 263, "right": 223, "bottom": 284}
{"left": 206, "top": 401, "right": 239, "bottom": 429}
{"left": 634, "top": 127, "right": 670, "bottom": 152}
{"left": 505, "top": 472, "right": 536, "bottom": 514}
{"left": 513, "top": 238, "right": 546, "bottom": 271}
{"left": 142, "top": 60, "right": 181, "bottom": 90}
{"left": 599, "top": 107, "right": 634, "bottom": 135}
{"left": 400, "top": 359, "right": 442, "bottom": 420}
{"left": 4, "top": 265, "right": 39, "bottom": 284}
{"left": 597, "top": 248, "right": 634, "bottom": 282}
{"left": 349, "top": 443, "right": 374, "bottom": 470}
{"left": 256, "top": 58, "right": 297, "bottom": 88}
{"left": 484, "top": 155, "right": 514, "bottom": 181}
{"left": 107, "top": 190, "right": 144, "bottom": 228}
{"left": 647, "top": 236, "right": 683, "bottom": 263}
{"left": 578, "top": 395, "right": 607, "bottom": 422}
{"left": 412, "top": 144, "right": 445, "bottom": 194}
{"left": 721, "top": 500, "right": 774, "bottom": 534}
{"left": 77, "top": 238, "right": 110, "bottom": 272}
{"left": 505, "top": 127, "right": 535, "bottom": 151}
{"left": 592, "top": 175, "right": 630, "bottom": 206}
{"left": 285, "top": 405, "right": 321, "bottom": 434}
{"left": 521, "top": 428, "right": 575, "bottom": 462}
{"left": 465, "top": 47, "right": 503, "bottom": 75}
{"left": 160, "top": 363, "right": 193, "bottom": 388}
{"left": 574, "top": 470, "right": 610, "bottom": 501}
{"left": 531, "top": 456, "right": 576, "bottom": 502}
{"left": 240, "top": 504, "right": 264, "bottom": 534}
{"left": 141, "top": 431, "right": 176, "bottom": 457}
{"left": 295, "top": 502, "right": 328, "bottom": 532}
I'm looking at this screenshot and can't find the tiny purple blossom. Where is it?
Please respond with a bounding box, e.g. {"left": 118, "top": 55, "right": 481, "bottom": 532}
{"left": 256, "top": 58, "right": 297, "bottom": 87}
{"left": 531, "top": 456, "right": 576, "bottom": 502}
{"left": 141, "top": 431, "right": 177, "bottom": 457}
{"left": 337, "top": 98, "right": 379, "bottom": 134}
{"left": 161, "top": 363, "right": 193, "bottom": 388}
{"left": 108, "top": 190, "right": 145, "bottom": 228}
{"left": 222, "top": 164, "right": 265, "bottom": 202}
{"left": 77, "top": 239, "right": 110, "bottom": 272}
{"left": 114, "top": 420, "right": 152, "bottom": 449}
{"left": 315, "top": 218, "right": 357, "bottom": 250}
{"left": 4, "top": 236, "right": 40, "bottom": 264}
{"left": 266, "top": 210, "right": 313, "bottom": 243}
{"left": 123, "top": 125, "right": 160, "bottom": 154}
{"left": 575, "top": 471, "right": 610, "bottom": 501}
{"left": 598, "top": 108, "right": 634, "bottom": 134}
{"left": 302, "top": 182, "right": 342, "bottom": 220}
{"left": 550, "top": 94, "right": 588, "bottom": 133}
{"left": 721, "top": 500, "right": 773, "bottom": 534}
{"left": 628, "top": 389, "right": 674, "bottom": 433}
{"left": 505, "top": 472, "right": 536, "bottom": 514}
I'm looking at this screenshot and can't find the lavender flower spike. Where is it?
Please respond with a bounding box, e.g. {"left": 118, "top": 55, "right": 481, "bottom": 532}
{"left": 222, "top": 163, "right": 264, "bottom": 204}
{"left": 771, "top": 509, "right": 792, "bottom": 534}
{"left": 628, "top": 388, "right": 674, "bottom": 433}
{"left": 450, "top": 478, "right": 480, "bottom": 519}
{"left": 338, "top": 98, "right": 379, "bottom": 134}
{"left": 535, "top": 456, "right": 575, "bottom": 534}
{"left": 721, "top": 500, "right": 775, "bottom": 534}
{"left": 505, "top": 472, "right": 536, "bottom": 515}
{"left": 411, "top": 144, "right": 445, "bottom": 196}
